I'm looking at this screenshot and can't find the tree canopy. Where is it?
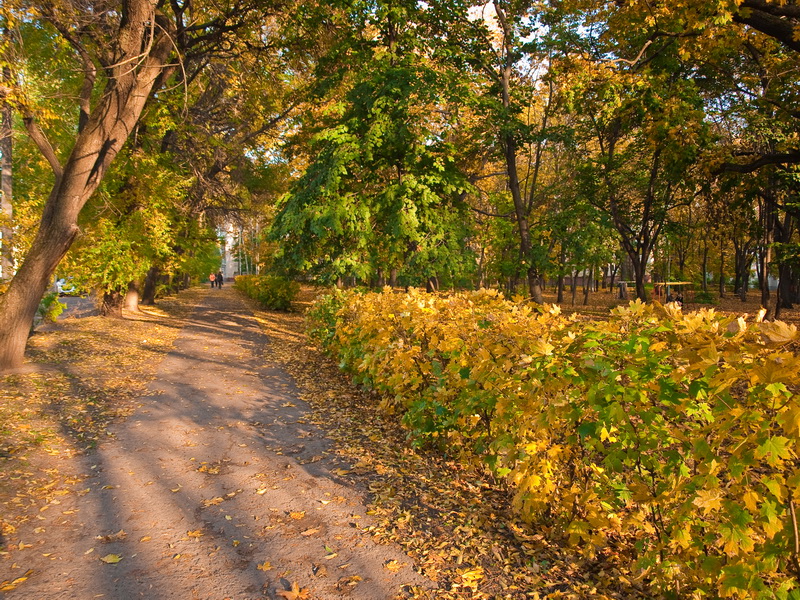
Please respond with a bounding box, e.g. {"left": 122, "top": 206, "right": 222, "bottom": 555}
{"left": 1, "top": 0, "right": 800, "bottom": 368}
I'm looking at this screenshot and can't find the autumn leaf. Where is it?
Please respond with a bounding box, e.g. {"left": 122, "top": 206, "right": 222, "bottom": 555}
{"left": 256, "top": 561, "right": 273, "bottom": 571}
{"left": 0, "top": 569, "right": 34, "bottom": 592}
{"left": 289, "top": 511, "right": 305, "bottom": 520}
{"left": 97, "top": 529, "right": 126, "bottom": 543}
{"left": 276, "top": 581, "right": 310, "bottom": 600}
{"left": 99, "top": 554, "right": 122, "bottom": 564}
{"left": 754, "top": 437, "right": 792, "bottom": 466}
{"left": 759, "top": 321, "right": 798, "bottom": 345}
{"left": 383, "top": 559, "right": 405, "bottom": 572}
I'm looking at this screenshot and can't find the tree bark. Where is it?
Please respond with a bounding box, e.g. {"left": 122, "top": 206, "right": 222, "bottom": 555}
{"left": 583, "top": 265, "right": 594, "bottom": 305}
{"left": 0, "top": 2, "right": 176, "bottom": 370}
{"left": 101, "top": 290, "right": 124, "bottom": 318}
{"left": 123, "top": 281, "right": 140, "bottom": 312}
{"left": 1, "top": 63, "right": 12, "bottom": 282}
{"left": 141, "top": 265, "right": 160, "bottom": 305}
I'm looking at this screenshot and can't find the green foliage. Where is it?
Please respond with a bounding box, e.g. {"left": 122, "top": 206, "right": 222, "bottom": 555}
{"left": 694, "top": 290, "right": 717, "bottom": 304}
{"left": 305, "top": 287, "right": 346, "bottom": 349}
{"left": 234, "top": 275, "right": 299, "bottom": 311}
{"left": 309, "top": 288, "right": 800, "bottom": 598}
{"left": 35, "top": 292, "right": 65, "bottom": 326}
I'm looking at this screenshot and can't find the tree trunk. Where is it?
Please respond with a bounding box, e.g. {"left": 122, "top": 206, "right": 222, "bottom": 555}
{"left": 718, "top": 248, "right": 726, "bottom": 298}
{"left": 123, "top": 281, "right": 140, "bottom": 312}
{"left": 141, "top": 265, "right": 160, "bottom": 305}
{"left": 583, "top": 265, "right": 594, "bottom": 305}
{"left": 609, "top": 262, "right": 619, "bottom": 291}
{"left": 101, "top": 290, "right": 124, "bottom": 318}
{"left": 556, "top": 247, "right": 566, "bottom": 304}
{"left": 0, "top": 3, "right": 176, "bottom": 370}
{"left": 571, "top": 269, "right": 579, "bottom": 306}
{"left": 1, "top": 63, "right": 12, "bottom": 283}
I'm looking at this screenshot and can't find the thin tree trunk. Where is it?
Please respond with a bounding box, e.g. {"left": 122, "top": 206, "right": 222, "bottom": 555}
{"left": 0, "top": 62, "right": 12, "bottom": 282}
{"left": 571, "top": 269, "right": 578, "bottom": 306}
{"left": 583, "top": 265, "right": 594, "bottom": 305}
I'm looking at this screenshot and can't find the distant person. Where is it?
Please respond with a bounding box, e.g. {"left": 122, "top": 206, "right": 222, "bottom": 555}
{"left": 216, "top": 271, "right": 224, "bottom": 288}
{"left": 209, "top": 272, "right": 216, "bottom": 288}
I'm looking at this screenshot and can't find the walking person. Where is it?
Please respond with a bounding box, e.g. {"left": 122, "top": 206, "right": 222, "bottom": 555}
{"left": 209, "top": 272, "right": 216, "bottom": 288}
{"left": 216, "top": 271, "right": 224, "bottom": 288}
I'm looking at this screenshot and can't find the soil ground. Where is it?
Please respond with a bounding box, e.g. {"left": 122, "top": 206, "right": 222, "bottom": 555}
{"left": 0, "top": 288, "right": 431, "bottom": 599}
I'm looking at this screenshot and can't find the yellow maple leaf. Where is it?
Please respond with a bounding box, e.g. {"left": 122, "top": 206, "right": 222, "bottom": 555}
{"left": 693, "top": 489, "right": 723, "bottom": 515}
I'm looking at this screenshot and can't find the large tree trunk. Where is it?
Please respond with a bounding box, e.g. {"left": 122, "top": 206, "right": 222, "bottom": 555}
{"left": 141, "top": 265, "right": 160, "bottom": 305}
{"left": 0, "top": 3, "right": 175, "bottom": 371}
{"left": 123, "top": 281, "right": 140, "bottom": 312}
{"left": 101, "top": 290, "right": 125, "bottom": 318}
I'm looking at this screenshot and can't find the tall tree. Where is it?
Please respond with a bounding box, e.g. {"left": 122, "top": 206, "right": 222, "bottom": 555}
{"left": 0, "top": 0, "right": 279, "bottom": 370}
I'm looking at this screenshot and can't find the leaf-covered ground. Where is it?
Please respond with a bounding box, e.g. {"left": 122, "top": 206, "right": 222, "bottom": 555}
{"left": 1, "top": 285, "right": 665, "bottom": 599}
{"left": 0, "top": 291, "right": 197, "bottom": 548}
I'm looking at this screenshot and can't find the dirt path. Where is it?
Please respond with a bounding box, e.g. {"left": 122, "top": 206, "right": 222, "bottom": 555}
{"left": 1, "top": 288, "right": 431, "bottom": 599}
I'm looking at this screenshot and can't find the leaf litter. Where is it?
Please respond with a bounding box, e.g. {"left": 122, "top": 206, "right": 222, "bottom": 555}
{"left": 0, "top": 290, "right": 197, "bottom": 586}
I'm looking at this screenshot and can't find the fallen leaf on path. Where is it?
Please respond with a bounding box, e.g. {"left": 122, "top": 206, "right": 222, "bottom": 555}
{"left": 187, "top": 530, "right": 203, "bottom": 538}
{"left": 384, "top": 559, "right": 405, "bottom": 572}
{"left": 276, "top": 581, "right": 310, "bottom": 599}
{"left": 0, "top": 569, "right": 34, "bottom": 592}
{"left": 257, "top": 561, "right": 273, "bottom": 571}
{"left": 99, "top": 554, "right": 122, "bottom": 564}
{"left": 300, "top": 528, "right": 320, "bottom": 536}
{"left": 139, "top": 536, "right": 151, "bottom": 542}
{"left": 336, "top": 575, "right": 362, "bottom": 589}
{"left": 202, "top": 496, "right": 224, "bottom": 507}
{"left": 289, "top": 511, "right": 305, "bottom": 520}
{"left": 97, "top": 529, "right": 126, "bottom": 543}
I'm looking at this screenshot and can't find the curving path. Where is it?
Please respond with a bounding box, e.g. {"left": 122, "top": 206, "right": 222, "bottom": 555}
{"left": 3, "top": 288, "right": 431, "bottom": 599}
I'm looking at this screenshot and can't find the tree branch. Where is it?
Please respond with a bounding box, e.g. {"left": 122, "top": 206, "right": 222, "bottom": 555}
{"left": 717, "top": 152, "right": 800, "bottom": 174}
{"left": 21, "top": 112, "right": 63, "bottom": 181}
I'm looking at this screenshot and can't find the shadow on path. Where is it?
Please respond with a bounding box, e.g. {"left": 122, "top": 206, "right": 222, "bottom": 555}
{"left": 1, "top": 288, "right": 432, "bottom": 600}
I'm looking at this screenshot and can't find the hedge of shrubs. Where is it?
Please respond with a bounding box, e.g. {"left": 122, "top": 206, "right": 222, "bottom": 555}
{"left": 307, "top": 287, "right": 800, "bottom": 599}
{"left": 233, "top": 275, "right": 299, "bottom": 311}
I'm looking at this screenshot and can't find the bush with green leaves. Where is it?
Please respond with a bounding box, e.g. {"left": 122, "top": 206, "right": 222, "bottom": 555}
{"left": 234, "top": 275, "right": 299, "bottom": 311}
